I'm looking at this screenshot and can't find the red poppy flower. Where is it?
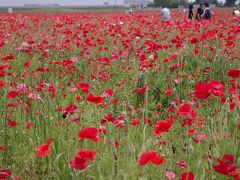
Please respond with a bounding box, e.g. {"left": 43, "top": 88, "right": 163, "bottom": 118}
{"left": 213, "top": 154, "right": 238, "bottom": 177}
{"left": 75, "top": 82, "right": 89, "bottom": 93}
{"left": 26, "top": 122, "right": 35, "bottom": 129}
{"left": 177, "top": 160, "right": 188, "bottom": 169}
{"left": 77, "top": 149, "right": 96, "bottom": 161}
{"left": 136, "top": 87, "right": 147, "bottom": 95}
{"left": 227, "top": 69, "right": 240, "bottom": 78}
{"left": 232, "top": 172, "right": 240, "bottom": 180}
{"left": 130, "top": 119, "right": 140, "bottom": 126}
{"left": 65, "top": 104, "right": 77, "bottom": 114}
{"left": 101, "top": 114, "right": 116, "bottom": 125}
{"left": 70, "top": 149, "right": 96, "bottom": 170}
{"left": 144, "top": 119, "right": 152, "bottom": 124}
{"left": 86, "top": 94, "right": 103, "bottom": 104}
{"left": 62, "top": 104, "right": 77, "bottom": 118}
{"left": 69, "top": 156, "right": 87, "bottom": 170}
{"left": 177, "top": 104, "right": 195, "bottom": 117}
{"left": 7, "top": 91, "right": 19, "bottom": 98}
{"left": 0, "top": 146, "right": 5, "bottom": 150}
{"left": 164, "top": 86, "right": 172, "bottom": 95}
{"left": 180, "top": 171, "right": 195, "bottom": 180}
{"left": 138, "top": 152, "right": 165, "bottom": 166}
{"left": 35, "top": 139, "right": 54, "bottom": 157}
{"left": 181, "top": 118, "right": 193, "bottom": 127}
{"left": 113, "top": 141, "right": 120, "bottom": 148}
{"left": 186, "top": 128, "right": 196, "bottom": 135}
{"left": 2, "top": 54, "right": 14, "bottom": 61}
{"left": 193, "top": 82, "right": 212, "bottom": 99}
{"left": 153, "top": 120, "right": 173, "bottom": 135}
{"left": 208, "top": 80, "right": 224, "bottom": 97}
{"left": 190, "top": 37, "right": 198, "bottom": 44}
{"left": 101, "top": 89, "right": 114, "bottom": 97}
{"left": 0, "top": 169, "right": 12, "bottom": 179}
{"left": 7, "top": 121, "right": 17, "bottom": 127}
{"left": 110, "top": 98, "right": 118, "bottom": 105}
{"left": 0, "top": 80, "right": 5, "bottom": 89}
{"left": 77, "top": 127, "right": 100, "bottom": 142}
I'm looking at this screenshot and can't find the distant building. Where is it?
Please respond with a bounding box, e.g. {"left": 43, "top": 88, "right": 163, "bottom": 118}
{"left": 124, "top": 0, "right": 153, "bottom": 7}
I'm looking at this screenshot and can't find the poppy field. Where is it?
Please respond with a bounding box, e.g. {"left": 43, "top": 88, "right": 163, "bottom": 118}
{"left": 0, "top": 9, "right": 239, "bottom": 179}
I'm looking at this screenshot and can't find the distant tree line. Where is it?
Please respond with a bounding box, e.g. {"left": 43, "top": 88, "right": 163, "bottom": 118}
{"left": 151, "top": 0, "right": 187, "bottom": 8}
{"left": 152, "top": 0, "right": 237, "bottom": 7}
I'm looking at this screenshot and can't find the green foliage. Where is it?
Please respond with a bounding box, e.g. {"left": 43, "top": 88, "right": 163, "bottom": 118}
{"left": 153, "top": 0, "right": 186, "bottom": 7}
{"left": 225, "top": 0, "right": 236, "bottom": 5}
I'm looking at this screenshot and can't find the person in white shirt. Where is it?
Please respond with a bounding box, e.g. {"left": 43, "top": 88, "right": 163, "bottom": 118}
{"left": 233, "top": 7, "right": 240, "bottom": 17}
{"left": 161, "top": 5, "right": 171, "bottom": 21}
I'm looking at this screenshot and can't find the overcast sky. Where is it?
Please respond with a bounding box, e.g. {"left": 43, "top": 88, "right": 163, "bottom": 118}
{"left": 0, "top": 0, "right": 125, "bottom": 6}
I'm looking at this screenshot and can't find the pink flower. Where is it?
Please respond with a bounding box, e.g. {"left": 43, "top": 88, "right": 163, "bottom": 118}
{"left": 70, "top": 87, "right": 78, "bottom": 93}
{"left": 165, "top": 171, "right": 176, "bottom": 179}
{"left": 193, "top": 134, "right": 206, "bottom": 143}
{"left": 70, "top": 57, "right": 79, "bottom": 63}
{"left": 28, "top": 93, "right": 41, "bottom": 100}
{"left": 21, "top": 41, "right": 29, "bottom": 47}
{"left": 16, "top": 83, "right": 26, "bottom": 92}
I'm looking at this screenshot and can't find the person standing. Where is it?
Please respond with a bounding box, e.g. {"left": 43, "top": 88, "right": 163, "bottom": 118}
{"left": 233, "top": 7, "right": 240, "bottom": 17}
{"left": 201, "top": 3, "right": 212, "bottom": 20}
{"left": 161, "top": 5, "right": 171, "bottom": 22}
{"left": 188, "top": 4, "right": 194, "bottom": 19}
{"left": 195, "top": 3, "right": 204, "bottom": 20}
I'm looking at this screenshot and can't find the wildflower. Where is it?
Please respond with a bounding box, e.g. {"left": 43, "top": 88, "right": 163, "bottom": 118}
{"left": 213, "top": 154, "right": 238, "bottom": 177}
{"left": 138, "top": 152, "right": 165, "bottom": 166}
{"left": 227, "top": 69, "right": 240, "bottom": 78}
{"left": 75, "top": 82, "right": 89, "bottom": 93}
{"left": 35, "top": 139, "right": 54, "bottom": 157}
{"left": 86, "top": 94, "right": 103, "bottom": 104}
{"left": 177, "top": 161, "right": 187, "bottom": 169}
{"left": 7, "top": 91, "right": 19, "bottom": 98}
{"left": 0, "top": 169, "right": 12, "bottom": 179}
{"left": 177, "top": 104, "right": 196, "bottom": 117}
{"left": 70, "top": 149, "right": 96, "bottom": 170}
{"left": 180, "top": 171, "right": 194, "bottom": 180}
{"left": 78, "top": 127, "right": 100, "bottom": 142}
{"left": 165, "top": 171, "right": 176, "bottom": 179}
{"left": 153, "top": 120, "right": 173, "bottom": 135}
{"left": 7, "top": 121, "right": 17, "bottom": 127}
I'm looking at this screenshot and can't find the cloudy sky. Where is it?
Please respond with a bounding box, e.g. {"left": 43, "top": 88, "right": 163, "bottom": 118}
{"left": 0, "top": 0, "right": 125, "bottom": 6}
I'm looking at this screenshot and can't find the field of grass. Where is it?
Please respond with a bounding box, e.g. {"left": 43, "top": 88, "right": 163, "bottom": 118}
{"left": 0, "top": 8, "right": 239, "bottom": 179}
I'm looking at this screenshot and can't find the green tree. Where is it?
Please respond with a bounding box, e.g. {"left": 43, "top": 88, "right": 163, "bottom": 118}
{"left": 154, "top": 0, "right": 171, "bottom": 7}
{"left": 225, "top": 0, "right": 236, "bottom": 5}
{"left": 154, "top": 0, "right": 187, "bottom": 7}
{"left": 195, "top": 0, "right": 218, "bottom": 4}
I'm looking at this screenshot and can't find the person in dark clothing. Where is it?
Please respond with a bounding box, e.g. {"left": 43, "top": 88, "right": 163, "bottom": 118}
{"left": 196, "top": 3, "right": 204, "bottom": 20}
{"left": 188, "top": 4, "right": 194, "bottom": 19}
{"left": 201, "top": 3, "right": 212, "bottom": 20}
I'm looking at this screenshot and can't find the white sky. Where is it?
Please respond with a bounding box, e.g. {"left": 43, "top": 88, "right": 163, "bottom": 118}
{"left": 0, "top": 0, "right": 125, "bottom": 6}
